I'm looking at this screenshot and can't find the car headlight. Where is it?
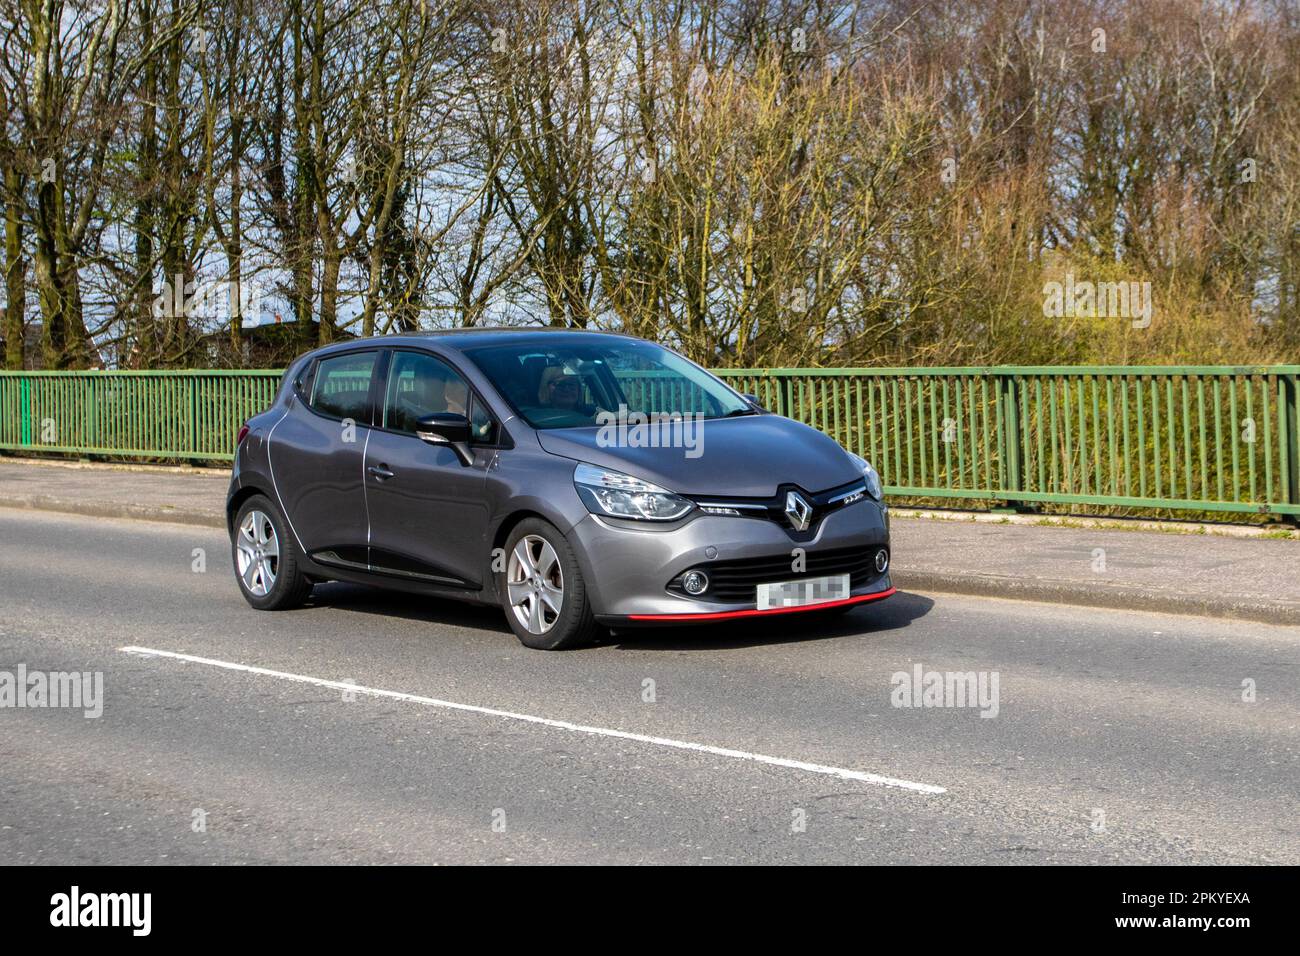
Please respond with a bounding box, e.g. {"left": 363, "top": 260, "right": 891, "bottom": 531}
{"left": 846, "top": 452, "right": 883, "bottom": 501}
{"left": 574, "top": 463, "right": 695, "bottom": 521}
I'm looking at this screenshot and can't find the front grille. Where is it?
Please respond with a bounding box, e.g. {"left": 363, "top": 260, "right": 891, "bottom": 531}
{"left": 688, "top": 478, "right": 867, "bottom": 534}
{"left": 668, "top": 546, "right": 888, "bottom": 603}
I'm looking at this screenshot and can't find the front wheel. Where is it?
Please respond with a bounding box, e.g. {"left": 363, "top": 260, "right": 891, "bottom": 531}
{"left": 499, "top": 518, "right": 599, "bottom": 650}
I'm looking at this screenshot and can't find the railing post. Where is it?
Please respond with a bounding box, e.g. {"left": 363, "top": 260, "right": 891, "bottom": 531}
{"left": 779, "top": 374, "right": 793, "bottom": 418}
{"left": 997, "top": 369, "right": 1032, "bottom": 511}
{"left": 188, "top": 374, "right": 199, "bottom": 459}
{"left": 1282, "top": 373, "right": 1300, "bottom": 523}
{"left": 19, "top": 375, "right": 31, "bottom": 447}
{"left": 87, "top": 371, "right": 97, "bottom": 451}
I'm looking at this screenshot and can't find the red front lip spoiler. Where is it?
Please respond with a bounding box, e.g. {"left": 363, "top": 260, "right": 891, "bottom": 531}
{"left": 626, "top": 586, "right": 896, "bottom": 622}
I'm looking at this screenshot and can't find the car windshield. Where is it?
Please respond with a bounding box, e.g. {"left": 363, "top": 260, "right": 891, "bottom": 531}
{"left": 463, "top": 339, "right": 752, "bottom": 429}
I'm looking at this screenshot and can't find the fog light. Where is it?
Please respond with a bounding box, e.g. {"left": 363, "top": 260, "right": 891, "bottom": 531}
{"left": 874, "top": 548, "right": 889, "bottom": 573}
{"left": 682, "top": 570, "right": 709, "bottom": 595}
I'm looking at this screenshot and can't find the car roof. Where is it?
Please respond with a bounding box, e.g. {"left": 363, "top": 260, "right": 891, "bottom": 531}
{"left": 308, "top": 327, "right": 641, "bottom": 359}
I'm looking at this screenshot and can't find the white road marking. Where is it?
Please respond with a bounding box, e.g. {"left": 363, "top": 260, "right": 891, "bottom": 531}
{"left": 119, "top": 645, "right": 947, "bottom": 795}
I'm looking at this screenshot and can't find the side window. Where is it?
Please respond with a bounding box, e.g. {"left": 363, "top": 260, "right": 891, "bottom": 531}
{"left": 383, "top": 351, "right": 470, "bottom": 435}
{"left": 309, "top": 352, "right": 377, "bottom": 421}
{"left": 469, "top": 394, "right": 500, "bottom": 445}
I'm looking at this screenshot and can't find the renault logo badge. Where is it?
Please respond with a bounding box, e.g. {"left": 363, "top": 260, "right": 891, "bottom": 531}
{"left": 784, "top": 491, "right": 812, "bottom": 531}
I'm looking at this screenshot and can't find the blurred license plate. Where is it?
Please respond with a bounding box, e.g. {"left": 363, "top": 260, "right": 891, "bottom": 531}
{"left": 756, "top": 574, "right": 850, "bottom": 610}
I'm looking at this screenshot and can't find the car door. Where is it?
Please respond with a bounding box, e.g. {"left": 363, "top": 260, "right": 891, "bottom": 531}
{"left": 267, "top": 348, "right": 379, "bottom": 570}
{"left": 363, "top": 348, "right": 499, "bottom": 588}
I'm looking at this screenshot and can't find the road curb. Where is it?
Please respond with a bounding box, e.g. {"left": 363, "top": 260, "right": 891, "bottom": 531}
{"left": 3, "top": 494, "right": 1296, "bottom": 626}
{"left": 891, "top": 569, "right": 1300, "bottom": 627}
{"left": 890, "top": 509, "right": 1297, "bottom": 540}
{"left": 0, "top": 454, "right": 230, "bottom": 476}
{"left": 0, "top": 496, "right": 225, "bottom": 530}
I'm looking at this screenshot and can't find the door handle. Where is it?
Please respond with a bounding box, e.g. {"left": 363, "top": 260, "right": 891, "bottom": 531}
{"left": 367, "top": 464, "right": 395, "bottom": 481}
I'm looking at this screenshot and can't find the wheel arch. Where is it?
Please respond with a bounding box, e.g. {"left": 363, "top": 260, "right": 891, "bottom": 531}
{"left": 227, "top": 484, "right": 270, "bottom": 536}
{"left": 490, "top": 508, "right": 557, "bottom": 561}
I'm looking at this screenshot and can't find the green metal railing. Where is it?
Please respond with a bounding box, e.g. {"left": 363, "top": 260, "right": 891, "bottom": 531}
{"left": 0, "top": 370, "right": 283, "bottom": 461}
{"left": 718, "top": 366, "right": 1300, "bottom": 516}
{"left": 3, "top": 366, "right": 1299, "bottom": 517}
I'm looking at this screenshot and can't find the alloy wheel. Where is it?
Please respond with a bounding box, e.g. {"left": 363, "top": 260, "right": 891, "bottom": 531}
{"left": 506, "top": 534, "right": 565, "bottom": 634}
{"left": 236, "top": 510, "right": 279, "bottom": 597}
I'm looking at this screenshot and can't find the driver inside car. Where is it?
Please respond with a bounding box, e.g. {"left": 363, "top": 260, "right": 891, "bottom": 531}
{"left": 392, "top": 369, "right": 466, "bottom": 432}
{"left": 537, "top": 364, "right": 603, "bottom": 419}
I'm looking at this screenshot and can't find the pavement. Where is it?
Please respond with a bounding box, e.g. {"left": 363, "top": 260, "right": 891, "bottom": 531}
{"left": 2, "top": 456, "right": 1298, "bottom": 626}
{"left": 1, "top": 508, "right": 1296, "bottom": 864}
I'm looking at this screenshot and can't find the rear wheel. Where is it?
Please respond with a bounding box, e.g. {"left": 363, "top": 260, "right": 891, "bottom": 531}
{"left": 232, "top": 494, "right": 312, "bottom": 610}
{"left": 499, "top": 519, "right": 599, "bottom": 650}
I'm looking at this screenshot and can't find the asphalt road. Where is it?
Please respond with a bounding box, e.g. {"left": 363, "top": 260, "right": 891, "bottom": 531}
{"left": 1, "top": 508, "right": 1296, "bottom": 865}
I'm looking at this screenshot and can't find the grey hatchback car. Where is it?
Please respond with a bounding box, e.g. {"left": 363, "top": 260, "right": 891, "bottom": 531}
{"left": 227, "top": 329, "right": 893, "bottom": 649}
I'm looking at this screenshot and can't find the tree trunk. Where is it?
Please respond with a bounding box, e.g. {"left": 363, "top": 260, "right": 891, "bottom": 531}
{"left": 133, "top": 0, "right": 158, "bottom": 365}
{"left": 318, "top": 247, "right": 339, "bottom": 345}
{"left": 3, "top": 166, "right": 24, "bottom": 370}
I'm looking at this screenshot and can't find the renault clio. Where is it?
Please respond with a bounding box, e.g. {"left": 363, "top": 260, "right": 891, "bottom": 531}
{"left": 227, "top": 330, "right": 893, "bottom": 649}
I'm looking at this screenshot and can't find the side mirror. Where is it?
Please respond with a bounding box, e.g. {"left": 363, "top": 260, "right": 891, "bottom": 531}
{"left": 416, "top": 413, "right": 473, "bottom": 465}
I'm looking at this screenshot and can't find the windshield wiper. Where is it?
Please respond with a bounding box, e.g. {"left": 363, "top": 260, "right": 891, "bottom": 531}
{"left": 720, "top": 407, "right": 759, "bottom": 417}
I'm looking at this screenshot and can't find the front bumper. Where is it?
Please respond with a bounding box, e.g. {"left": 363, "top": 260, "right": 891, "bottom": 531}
{"left": 569, "top": 497, "right": 892, "bottom": 623}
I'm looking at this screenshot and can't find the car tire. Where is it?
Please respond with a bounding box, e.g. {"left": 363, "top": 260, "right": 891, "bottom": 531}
{"left": 499, "top": 518, "right": 599, "bottom": 650}
{"left": 231, "top": 494, "right": 313, "bottom": 611}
